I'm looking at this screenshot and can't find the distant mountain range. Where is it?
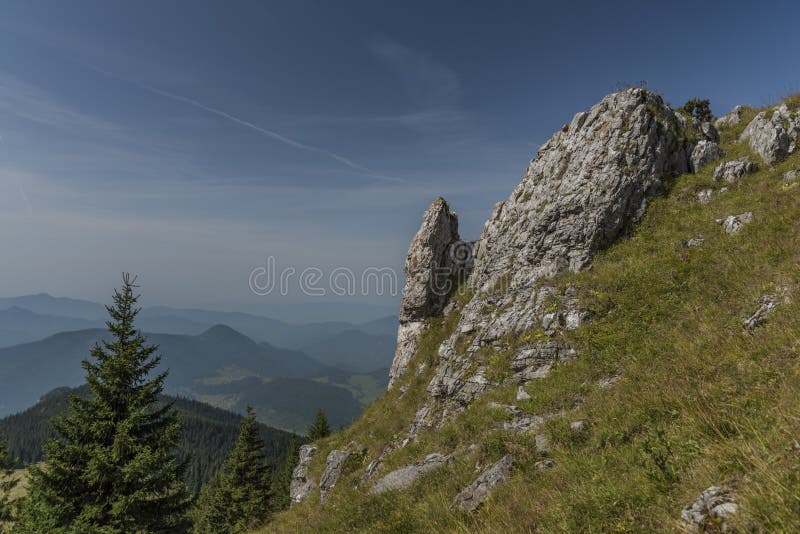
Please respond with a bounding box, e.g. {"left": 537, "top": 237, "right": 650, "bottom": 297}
{"left": 0, "top": 293, "right": 396, "bottom": 431}
{"left": 0, "top": 293, "right": 397, "bottom": 359}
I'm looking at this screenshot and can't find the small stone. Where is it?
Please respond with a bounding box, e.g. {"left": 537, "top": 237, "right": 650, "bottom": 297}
{"left": 717, "top": 212, "right": 753, "bottom": 234}
{"left": 684, "top": 237, "right": 704, "bottom": 248}
{"left": 743, "top": 292, "right": 780, "bottom": 329}
{"left": 516, "top": 386, "right": 532, "bottom": 402}
{"left": 460, "top": 323, "right": 476, "bottom": 334}
{"left": 534, "top": 460, "right": 556, "bottom": 470}
{"left": 597, "top": 374, "right": 622, "bottom": 389}
{"left": 534, "top": 434, "right": 551, "bottom": 457}
{"left": 697, "top": 189, "right": 713, "bottom": 204}
{"left": 570, "top": 420, "right": 589, "bottom": 433}
{"left": 452, "top": 455, "right": 514, "bottom": 511}
{"left": 681, "top": 485, "right": 737, "bottom": 532}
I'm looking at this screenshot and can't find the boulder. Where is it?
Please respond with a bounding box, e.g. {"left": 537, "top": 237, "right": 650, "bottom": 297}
{"left": 713, "top": 157, "right": 758, "bottom": 183}
{"left": 289, "top": 444, "right": 318, "bottom": 505}
{"left": 516, "top": 385, "right": 531, "bottom": 402}
{"left": 681, "top": 485, "right": 738, "bottom": 532}
{"left": 452, "top": 455, "right": 514, "bottom": 511}
{"left": 370, "top": 453, "right": 452, "bottom": 494}
{"left": 319, "top": 443, "right": 366, "bottom": 503}
{"left": 690, "top": 140, "right": 725, "bottom": 172}
{"left": 740, "top": 105, "right": 799, "bottom": 165}
{"left": 716, "top": 212, "right": 753, "bottom": 234}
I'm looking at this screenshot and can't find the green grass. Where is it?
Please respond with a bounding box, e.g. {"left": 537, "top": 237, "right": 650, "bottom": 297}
{"left": 265, "top": 102, "right": 800, "bottom": 533}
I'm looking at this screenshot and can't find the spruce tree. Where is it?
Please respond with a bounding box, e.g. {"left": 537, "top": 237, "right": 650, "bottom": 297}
{"left": 307, "top": 409, "right": 330, "bottom": 441}
{"left": 192, "top": 407, "right": 272, "bottom": 533}
{"left": 16, "top": 274, "right": 191, "bottom": 533}
{"left": 0, "top": 427, "right": 18, "bottom": 525}
{"left": 269, "top": 436, "right": 298, "bottom": 511}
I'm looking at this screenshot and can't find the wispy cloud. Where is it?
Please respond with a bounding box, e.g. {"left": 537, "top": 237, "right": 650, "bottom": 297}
{"left": 91, "top": 66, "right": 402, "bottom": 184}
{"left": 0, "top": 71, "right": 119, "bottom": 133}
{"left": 367, "top": 36, "right": 461, "bottom": 105}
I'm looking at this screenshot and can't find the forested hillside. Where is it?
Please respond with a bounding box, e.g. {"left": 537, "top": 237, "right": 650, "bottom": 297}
{"left": 0, "top": 386, "right": 300, "bottom": 493}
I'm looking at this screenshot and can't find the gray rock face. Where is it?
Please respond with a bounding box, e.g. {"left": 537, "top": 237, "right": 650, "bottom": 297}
{"left": 389, "top": 198, "right": 469, "bottom": 388}
{"left": 690, "top": 140, "right": 724, "bottom": 172}
{"left": 713, "top": 157, "right": 758, "bottom": 183}
{"left": 469, "top": 89, "right": 694, "bottom": 292}
{"left": 715, "top": 105, "right": 745, "bottom": 128}
{"left": 681, "top": 485, "right": 738, "bottom": 532}
{"left": 452, "top": 455, "right": 514, "bottom": 511}
{"left": 370, "top": 453, "right": 452, "bottom": 494}
{"left": 289, "top": 444, "right": 318, "bottom": 505}
{"left": 716, "top": 212, "right": 753, "bottom": 234}
{"left": 740, "top": 104, "right": 799, "bottom": 165}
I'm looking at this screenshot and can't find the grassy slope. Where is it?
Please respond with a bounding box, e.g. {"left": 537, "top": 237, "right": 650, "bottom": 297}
{"left": 266, "top": 101, "right": 800, "bottom": 532}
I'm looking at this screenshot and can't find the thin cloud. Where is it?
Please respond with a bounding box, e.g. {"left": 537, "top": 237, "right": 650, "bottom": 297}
{"left": 368, "top": 36, "right": 461, "bottom": 105}
{"left": 91, "top": 66, "right": 402, "bottom": 184}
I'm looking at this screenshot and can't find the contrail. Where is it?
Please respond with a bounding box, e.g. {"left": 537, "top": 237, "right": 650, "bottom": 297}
{"left": 91, "top": 66, "right": 402, "bottom": 183}
{"left": 0, "top": 135, "right": 33, "bottom": 214}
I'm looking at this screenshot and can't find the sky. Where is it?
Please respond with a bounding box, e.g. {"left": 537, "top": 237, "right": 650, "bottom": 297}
{"left": 0, "top": 0, "right": 798, "bottom": 321}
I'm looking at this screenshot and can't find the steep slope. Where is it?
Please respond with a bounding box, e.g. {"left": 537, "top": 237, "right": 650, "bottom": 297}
{"left": 0, "top": 386, "right": 300, "bottom": 493}
{"left": 267, "top": 89, "right": 800, "bottom": 532}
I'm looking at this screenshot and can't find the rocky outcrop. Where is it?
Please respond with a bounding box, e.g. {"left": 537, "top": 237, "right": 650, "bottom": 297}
{"left": 289, "top": 444, "right": 318, "bottom": 505}
{"left": 389, "top": 198, "right": 470, "bottom": 388}
{"left": 740, "top": 104, "right": 799, "bottom": 165}
{"left": 717, "top": 212, "right": 753, "bottom": 234}
{"left": 690, "top": 140, "right": 724, "bottom": 172}
{"left": 681, "top": 485, "right": 738, "bottom": 532}
{"left": 394, "top": 88, "right": 706, "bottom": 433}
{"left": 713, "top": 157, "right": 758, "bottom": 183}
{"left": 452, "top": 455, "right": 514, "bottom": 511}
{"left": 370, "top": 453, "right": 452, "bottom": 494}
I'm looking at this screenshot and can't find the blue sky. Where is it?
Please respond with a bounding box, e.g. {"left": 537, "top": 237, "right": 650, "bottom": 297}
{"left": 0, "top": 0, "right": 798, "bottom": 320}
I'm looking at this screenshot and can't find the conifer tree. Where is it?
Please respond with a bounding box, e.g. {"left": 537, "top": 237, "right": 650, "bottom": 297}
{"left": 192, "top": 407, "right": 272, "bottom": 533}
{"left": 16, "top": 274, "right": 191, "bottom": 533}
{"left": 269, "top": 435, "right": 299, "bottom": 511}
{"left": 307, "top": 409, "right": 330, "bottom": 441}
{"left": 0, "top": 427, "right": 18, "bottom": 525}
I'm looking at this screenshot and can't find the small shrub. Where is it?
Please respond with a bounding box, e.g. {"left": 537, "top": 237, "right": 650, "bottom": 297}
{"left": 681, "top": 98, "right": 714, "bottom": 122}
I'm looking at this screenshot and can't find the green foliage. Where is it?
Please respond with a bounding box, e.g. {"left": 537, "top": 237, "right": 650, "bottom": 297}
{"left": 192, "top": 407, "right": 273, "bottom": 533}
{"left": 307, "top": 409, "right": 331, "bottom": 441}
{"left": 15, "top": 274, "right": 192, "bottom": 533}
{"left": 1, "top": 386, "right": 298, "bottom": 494}
{"left": 269, "top": 436, "right": 299, "bottom": 512}
{"left": 0, "top": 428, "right": 18, "bottom": 527}
{"left": 681, "top": 98, "right": 714, "bottom": 122}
